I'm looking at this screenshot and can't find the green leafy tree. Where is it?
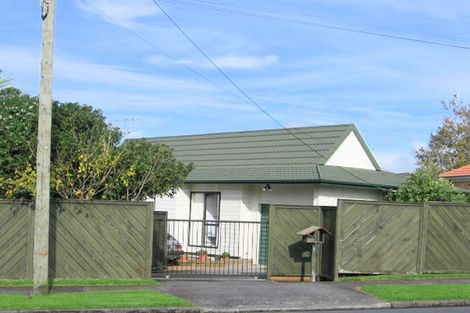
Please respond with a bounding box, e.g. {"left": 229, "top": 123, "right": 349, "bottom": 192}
{"left": 0, "top": 88, "right": 39, "bottom": 198}
{"left": 50, "top": 103, "right": 123, "bottom": 199}
{"left": 0, "top": 87, "right": 192, "bottom": 200}
{"left": 417, "top": 95, "right": 470, "bottom": 174}
{"left": 103, "top": 139, "right": 192, "bottom": 201}
{"left": 386, "top": 169, "right": 465, "bottom": 203}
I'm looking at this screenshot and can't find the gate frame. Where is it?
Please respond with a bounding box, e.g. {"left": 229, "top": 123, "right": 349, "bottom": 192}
{"left": 152, "top": 212, "right": 269, "bottom": 278}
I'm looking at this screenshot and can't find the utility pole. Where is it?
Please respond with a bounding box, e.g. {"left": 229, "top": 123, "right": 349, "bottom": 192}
{"left": 33, "top": 0, "right": 56, "bottom": 295}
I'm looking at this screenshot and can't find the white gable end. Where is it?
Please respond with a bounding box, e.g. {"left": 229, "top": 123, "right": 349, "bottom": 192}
{"left": 325, "top": 131, "right": 376, "bottom": 170}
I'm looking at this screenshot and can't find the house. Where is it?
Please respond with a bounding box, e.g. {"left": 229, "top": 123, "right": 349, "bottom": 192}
{"left": 439, "top": 164, "right": 470, "bottom": 190}
{"left": 146, "top": 124, "right": 404, "bottom": 264}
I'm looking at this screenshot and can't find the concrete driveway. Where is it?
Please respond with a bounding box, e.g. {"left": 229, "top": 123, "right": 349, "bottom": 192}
{"left": 155, "top": 279, "right": 387, "bottom": 312}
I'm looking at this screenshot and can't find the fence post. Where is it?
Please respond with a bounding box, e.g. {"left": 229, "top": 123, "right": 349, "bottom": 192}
{"left": 144, "top": 202, "right": 155, "bottom": 279}
{"left": 266, "top": 205, "right": 275, "bottom": 280}
{"left": 26, "top": 202, "right": 35, "bottom": 279}
{"left": 333, "top": 200, "right": 343, "bottom": 281}
{"left": 417, "top": 202, "right": 429, "bottom": 274}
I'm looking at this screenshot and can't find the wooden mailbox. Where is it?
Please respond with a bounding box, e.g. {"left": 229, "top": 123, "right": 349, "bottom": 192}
{"left": 296, "top": 225, "right": 331, "bottom": 282}
{"left": 297, "top": 225, "right": 331, "bottom": 244}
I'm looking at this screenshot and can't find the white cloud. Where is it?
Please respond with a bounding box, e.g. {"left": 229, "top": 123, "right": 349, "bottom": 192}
{"left": 144, "top": 54, "right": 279, "bottom": 70}
{"left": 74, "top": 0, "right": 161, "bottom": 28}
{"left": 212, "top": 54, "right": 279, "bottom": 70}
{"left": 0, "top": 45, "right": 218, "bottom": 93}
{"left": 376, "top": 151, "right": 416, "bottom": 173}
{"left": 54, "top": 58, "right": 213, "bottom": 92}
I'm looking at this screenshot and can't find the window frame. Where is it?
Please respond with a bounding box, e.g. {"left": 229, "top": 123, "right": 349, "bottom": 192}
{"left": 188, "top": 191, "right": 221, "bottom": 248}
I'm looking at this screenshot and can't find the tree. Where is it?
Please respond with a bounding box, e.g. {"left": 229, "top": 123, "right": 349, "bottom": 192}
{"left": 50, "top": 103, "right": 123, "bottom": 199}
{"left": 386, "top": 169, "right": 465, "bottom": 203}
{"left": 103, "top": 139, "right": 192, "bottom": 201}
{"left": 0, "top": 88, "right": 39, "bottom": 198}
{"left": 416, "top": 95, "right": 470, "bottom": 175}
{"left": 0, "top": 87, "right": 192, "bottom": 200}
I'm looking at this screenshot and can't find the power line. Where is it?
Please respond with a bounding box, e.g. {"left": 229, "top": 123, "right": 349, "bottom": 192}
{"left": 160, "top": 0, "right": 470, "bottom": 51}
{"left": 80, "top": 0, "right": 257, "bottom": 109}
{"left": 166, "top": 0, "right": 470, "bottom": 44}
{"left": 151, "top": 0, "right": 392, "bottom": 190}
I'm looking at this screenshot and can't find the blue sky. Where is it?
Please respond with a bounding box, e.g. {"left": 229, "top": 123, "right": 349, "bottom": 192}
{"left": 1, "top": 0, "right": 470, "bottom": 173}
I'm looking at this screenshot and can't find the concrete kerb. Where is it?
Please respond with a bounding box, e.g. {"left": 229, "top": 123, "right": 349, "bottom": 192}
{"left": 2, "top": 301, "right": 470, "bottom": 313}
{"left": 199, "top": 303, "right": 392, "bottom": 312}
{"left": 390, "top": 299, "right": 470, "bottom": 309}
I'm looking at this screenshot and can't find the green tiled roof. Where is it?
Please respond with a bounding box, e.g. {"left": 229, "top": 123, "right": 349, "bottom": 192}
{"left": 145, "top": 124, "right": 405, "bottom": 188}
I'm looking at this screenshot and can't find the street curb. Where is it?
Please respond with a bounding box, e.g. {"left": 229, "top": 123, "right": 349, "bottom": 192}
{"left": 200, "top": 300, "right": 470, "bottom": 312}
{"left": 200, "top": 303, "right": 392, "bottom": 312}
{"left": 0, "top": 308, "right": 200, "bottom": 313}
{"left": 390, "top": 300, "right": 470, "bottom": 309}
{"left": 2, "top": 300, "right": 470, "bottom": 313}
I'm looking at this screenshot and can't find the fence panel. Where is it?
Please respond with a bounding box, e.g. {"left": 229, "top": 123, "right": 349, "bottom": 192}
{"left": 0, "top": 201, "right": 33, "bottom": 279}
{"left": 335, "top": 200, "right": 470, "bottom": 278}
{"left": 49, "top": 201, "right": 154, "bottom": 278}
{"left": 336, "top": 200, "right": 422, "bottom": 276}
{"left": 0, "top": 200, "right": 154, "bottom": 279}
{"left": 425, "top": 203, "right": 470, "bottom": 273}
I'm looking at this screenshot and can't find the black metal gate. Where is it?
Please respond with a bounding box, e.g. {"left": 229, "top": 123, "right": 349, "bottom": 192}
{"left": 152, "top": 212, "right": 268, "bottom": 278}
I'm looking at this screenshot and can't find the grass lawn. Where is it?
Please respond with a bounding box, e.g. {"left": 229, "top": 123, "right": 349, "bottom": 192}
{"left": 339, "top": 273, "right": 470, "bottom": 282}
{"left": 0, "top": 278, "right": 157, "bottom": 287}
{"left": 0, "top": 290, "right": 192, "bottom": 310}
{"left": 361, "top": 283, "right": 470, "bottom": 302}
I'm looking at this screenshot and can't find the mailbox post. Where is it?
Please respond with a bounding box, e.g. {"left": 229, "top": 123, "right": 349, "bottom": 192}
{"left": 297, "top": 226, "right": 331, "bottom": 282}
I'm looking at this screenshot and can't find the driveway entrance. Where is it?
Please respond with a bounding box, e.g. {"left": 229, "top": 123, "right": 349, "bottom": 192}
{"left": 152, "top": 212, "right": 268, "bottom": 278}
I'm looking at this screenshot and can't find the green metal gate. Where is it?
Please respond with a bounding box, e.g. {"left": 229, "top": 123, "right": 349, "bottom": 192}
{"left": 152, "top": 212, "right": 268, "bottom": 278}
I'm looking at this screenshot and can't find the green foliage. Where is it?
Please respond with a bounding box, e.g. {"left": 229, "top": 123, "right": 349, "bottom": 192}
{"left": 103, "top": 139, "right": 192, "bottom": 201}
{"left": 386, "top": 169, "right": 465, "bottom": 203}
{"left": 0, "top": 88, "right": 39, "bottom": 198}
{"left": 51, "top": 103, "right": 123, "bottom": 199}
{"left": 0, "top": 88, "right": 38, "bottom": 175}
{"left": 0, "top": 87, "right": 192, "bottom": 200}
{"left": 417, "top": 95, "right": 470, "bottom": 174}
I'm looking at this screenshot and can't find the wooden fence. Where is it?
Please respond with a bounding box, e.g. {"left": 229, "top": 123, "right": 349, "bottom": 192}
{"left": 335, "top": 200, "right": 470, "bottom": 278}
{"left": 0, "top": 200, "right": 154, "bottom": 279}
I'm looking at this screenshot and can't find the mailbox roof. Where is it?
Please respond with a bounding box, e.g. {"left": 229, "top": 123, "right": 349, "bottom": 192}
{"left": 297, "top": 225, "right": 331, "bottom": 236}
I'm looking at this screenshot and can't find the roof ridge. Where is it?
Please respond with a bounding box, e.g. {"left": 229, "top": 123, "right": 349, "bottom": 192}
{"left": 145, "top": 123, "right": 355, "bottom": 140}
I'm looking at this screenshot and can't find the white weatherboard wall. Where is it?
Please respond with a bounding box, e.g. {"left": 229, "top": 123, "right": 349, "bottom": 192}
{"left": 326, "top": 131, "right": 376, "bottom": 170}
{"left": 313, "top": 185, "right": 383, "bottom": 207}
{"left": 155, "top": 183, "right": 384, "bottom": 263}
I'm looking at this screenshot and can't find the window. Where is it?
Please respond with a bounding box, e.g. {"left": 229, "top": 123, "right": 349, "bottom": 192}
{"left": 189, "top": 192, "right": 220, "bottom": 247}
